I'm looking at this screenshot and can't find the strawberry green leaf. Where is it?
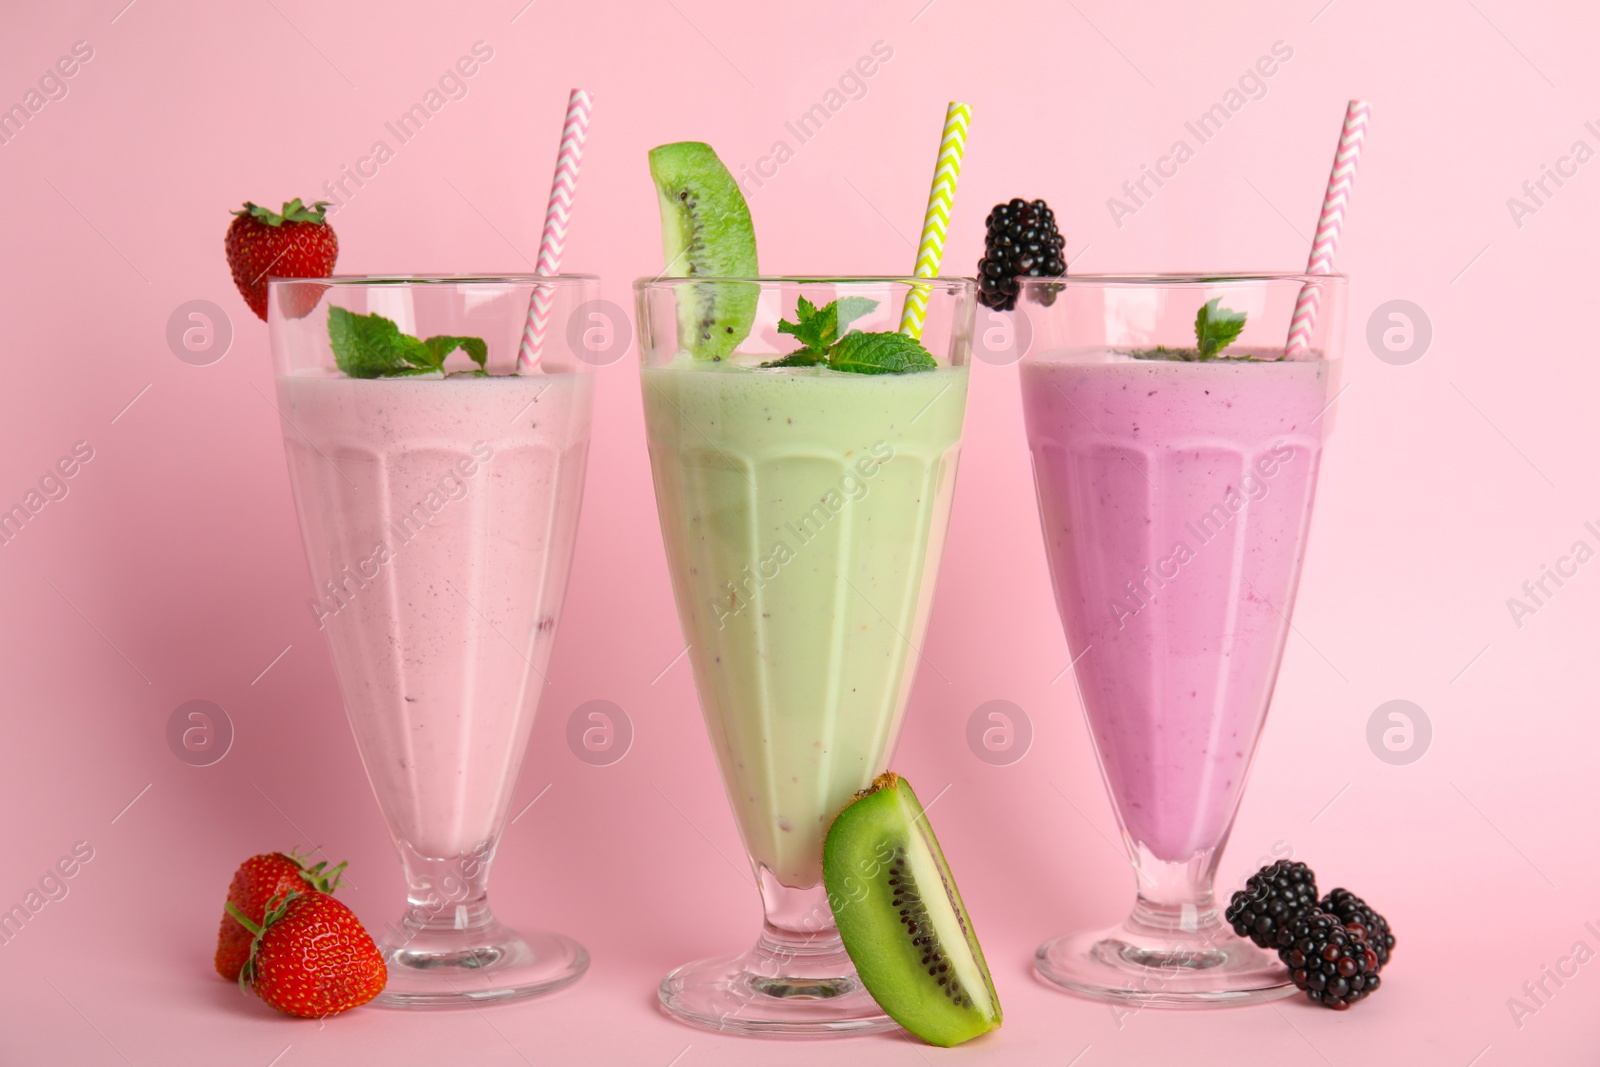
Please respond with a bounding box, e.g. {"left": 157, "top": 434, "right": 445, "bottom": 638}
{"left": 232, "top": 198, "right": 331, "bottom": 226}
{"left": 295, "top": 858, "right": 348, "bottom": 895}
{"left": 223, "top": 901, "right": 263, "bottom": 938}
{"left": 231, "top": 889, "right": 302, "bottom": 993}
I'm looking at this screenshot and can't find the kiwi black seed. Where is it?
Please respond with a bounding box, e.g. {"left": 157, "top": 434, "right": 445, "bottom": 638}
{"left": 824, "top": 772, "right": 1001, "bottom": 1047}
{"left": 647, "top": 142, "right": 759, "bottom": 361}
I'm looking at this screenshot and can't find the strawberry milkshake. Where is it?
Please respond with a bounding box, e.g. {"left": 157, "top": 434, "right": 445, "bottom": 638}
{"left": 267, "top": 273, "right": 597, "bottom": 1007}
{"left": 277, "top": 371, "right": 592, "bottom": 861}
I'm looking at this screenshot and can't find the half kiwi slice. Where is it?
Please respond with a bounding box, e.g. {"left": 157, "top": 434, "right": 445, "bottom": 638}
{"left": 824, "top": 772, "right": 1002, "bottom": 1047}
{"left": 647, "top": 141, "right": 759, "bottom": 361}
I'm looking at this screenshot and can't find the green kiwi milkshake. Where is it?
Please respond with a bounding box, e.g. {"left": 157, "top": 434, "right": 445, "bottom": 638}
{"left": 642, "top": 359, "right": 968, "bottom": 889}
{"left": 641, "top": 139, "right": 979, "bottom": 1037}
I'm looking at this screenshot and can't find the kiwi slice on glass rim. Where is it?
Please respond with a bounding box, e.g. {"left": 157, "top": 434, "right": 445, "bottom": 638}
{"left": 824, "top": 772, "right": 1002, "bottom": 1047}
{"left": 647, "top": 141, "right": 759, "bottom": 361}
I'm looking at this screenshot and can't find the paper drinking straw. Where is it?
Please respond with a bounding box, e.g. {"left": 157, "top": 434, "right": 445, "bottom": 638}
{"left": 899, "top": 101, "right": 972, "bottom": 339}
{"left": 517, "top": 88, "right": 594, "bottom": 371}
{"left": 1284, "top": 99, "right": 1371, "bottom": 357}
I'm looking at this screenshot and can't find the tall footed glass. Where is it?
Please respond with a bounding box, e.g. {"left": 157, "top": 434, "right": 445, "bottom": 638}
{"left": 1018, "top": 274, "right": 1345, "bottom": 1006}
{"left": 636, "top": 277, "right": 976, "bottom": 1035}
{"left": 267, "top": 275, "right": 597, "bottom": 1007}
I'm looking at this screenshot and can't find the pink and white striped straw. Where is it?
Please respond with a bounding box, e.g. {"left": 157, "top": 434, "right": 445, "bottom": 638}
{"left": 1284, "top": 99, "right": 1370, "bottom": 357}
{"left": 517, "top": 88, "right": 594, "bottom": 371}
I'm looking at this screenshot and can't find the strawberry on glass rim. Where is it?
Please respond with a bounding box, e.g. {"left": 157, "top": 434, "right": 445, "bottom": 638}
{"left": 224, "top": 198, "right": 339, "bottom": 321}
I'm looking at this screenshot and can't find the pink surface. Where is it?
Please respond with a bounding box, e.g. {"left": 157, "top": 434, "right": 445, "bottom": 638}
{"left": 0, "top": 0, "right": 1595, "bottom": 1063}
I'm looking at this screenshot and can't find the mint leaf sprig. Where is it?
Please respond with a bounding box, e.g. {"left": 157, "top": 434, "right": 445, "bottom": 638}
{"left": 328, "top": 307, "right": 488, "bottom": 379}
{"left": 1195, "top": 298, "right": 1247, "bottom": 358}
{"left": 777, "top": 295, "right": 878, "bottom": 356}
{"left": 828, "top": 332, "right": 939, "bottom": 375}
{"left": 1129, "top": 298, "right": 1260, "bottom": 362}
{"left": 762, "top": 297, "right": 937, "bottom": 375}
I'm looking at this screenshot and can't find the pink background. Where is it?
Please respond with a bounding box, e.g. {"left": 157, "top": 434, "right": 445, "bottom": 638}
{"left": 1, "top": 0, "right": 1595, "bottom": 1062}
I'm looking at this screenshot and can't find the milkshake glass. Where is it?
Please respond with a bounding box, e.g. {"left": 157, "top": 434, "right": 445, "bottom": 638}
{"left": 1019, "top": 274, "right": 1345, "bottom": 1005}
{"left": 637, "top": 277, "right": 976, "bottom": 1035}
{"left": 267, "top": 275, "right": 596, "bottom": 1007}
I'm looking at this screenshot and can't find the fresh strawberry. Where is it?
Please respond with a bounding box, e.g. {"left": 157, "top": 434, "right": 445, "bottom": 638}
{"left": 215, "top": 851, "right": 346, "bottom": 981}
{"left": 224, "top": 198, "right": 339, "bottom": 321}
{"left": 230, "top": 890, "right": 386, "bottom": 1018}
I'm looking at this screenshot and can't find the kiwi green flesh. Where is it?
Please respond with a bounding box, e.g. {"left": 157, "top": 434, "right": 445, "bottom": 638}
{"left": 824, "top": 773, "right": 1001, "bottom": 1047}
{"left": 647, "top": 141, "right": 759, "bottom": 361}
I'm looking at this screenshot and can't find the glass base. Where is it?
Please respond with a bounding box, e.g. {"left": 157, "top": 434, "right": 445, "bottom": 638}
{"left": 1034, "top": 919, "right": 1294, "bottom": 1008}
{"left": 658, "top": 930, "right": 896, "bottom": 1037}
{"left": 374, "top": 918, "right": 588, "bottom": 1009}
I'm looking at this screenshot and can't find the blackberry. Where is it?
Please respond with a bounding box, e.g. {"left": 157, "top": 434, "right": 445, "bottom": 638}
{"left": 1320, "top": 888, "right": 1395, "bottom": 968}
{"left": 1225, "top": 860, "right": 1318, "bottom": 950}
{"left": 976, "top": 198, "right": 1066, "bottom": 311}
{"left": 1279, "top": 910, "right": 1381, "bottom": 1010}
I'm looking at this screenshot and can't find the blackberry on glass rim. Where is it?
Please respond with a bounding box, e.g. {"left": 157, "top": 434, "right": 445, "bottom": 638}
{"left": 976, "top": 198, "right": 1065, "bottom": 311}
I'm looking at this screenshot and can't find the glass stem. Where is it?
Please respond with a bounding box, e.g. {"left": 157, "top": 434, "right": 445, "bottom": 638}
{"left": 748, "top": 867, "right": 855, "bottom": 988}
{"left": 1125, "top": 844, "right": 1224, "bottom": 941}
{"left": 388, "top": 840, "right": 500, "bottom": 949}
